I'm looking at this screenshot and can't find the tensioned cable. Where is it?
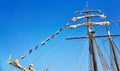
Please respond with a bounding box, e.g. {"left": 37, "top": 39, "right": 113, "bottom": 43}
{"left": 15, "top": 19, "right": 73, "bottom": 61}
{"left": 9, "top": 65, "right": 16, "bottom": 71}
{"left": 46, "top": 40, "right": 82, "bottom": 69}
{"left": 32, "top": 14, "right": 87, "bottom": 65}
{"left": 95, "top": 28, "right": 108, "bottom": 60}
{"left": 73, "top": 39, "right": 88, "bottom": 71}
{"left": 100, "top": 38, "right": 112, "bottom": 68}
{"left": 93, "top": 38, "right": 109, "bottom": 71}
{"left": 32, "top": 28, "right": 78, "bottom": 65}
{"left": 94, "top": 25, "right": 110, "bottom": 64}
{"left": 112, "top": 40, "right": 120, "bottom": 56}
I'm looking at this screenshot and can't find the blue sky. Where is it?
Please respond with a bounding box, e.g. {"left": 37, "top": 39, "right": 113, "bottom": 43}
{"left": 0, "top": 0, "right": 120, "bottom": 71}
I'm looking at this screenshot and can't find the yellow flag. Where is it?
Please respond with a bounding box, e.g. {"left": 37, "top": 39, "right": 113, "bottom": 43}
{"left": 8, "top": 54, "right": 12, "bottom": 61}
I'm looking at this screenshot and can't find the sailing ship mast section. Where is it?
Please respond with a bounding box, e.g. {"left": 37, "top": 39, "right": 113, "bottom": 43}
{"left": 106, "top": 26, "right": 120, "bottom": 71}
{"left": 85, "top": 4, "right": 98, "bottom": 71}
{"left": 66, "top": 4, "right": 108, "bottom": 71}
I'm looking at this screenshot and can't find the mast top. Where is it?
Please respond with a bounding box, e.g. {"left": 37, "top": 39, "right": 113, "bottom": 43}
{"left": 86, "top": 1, "right": 89, "bottom": 11}
{"left": 75, "top": 3, "right": 101, "bottom": 14}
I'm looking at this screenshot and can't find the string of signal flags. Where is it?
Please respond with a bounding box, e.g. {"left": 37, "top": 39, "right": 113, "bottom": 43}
{"left": 19, "top": 18, "right": 120, "bottom": 60}
{"left": 18, "top": 21, "right": 72, "bottom": 60}
{"left": 8, "top": 16, "right": 120, "bottom": 61}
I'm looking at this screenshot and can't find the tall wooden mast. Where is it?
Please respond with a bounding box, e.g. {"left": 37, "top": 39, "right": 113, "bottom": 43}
{"left": 66, "top": 3, "right": 102, "bottom": 71}
{"left": 8, "top": 2, "right": 120, "bottom": 71}
{"left": 86, "top": 3, "right": 98, "bottom": 71}
{"left": 65, "top": 3, "right": 120, "bottom": 71}
{"left": 106, "top": 25, "right": 120, "bottom": 71}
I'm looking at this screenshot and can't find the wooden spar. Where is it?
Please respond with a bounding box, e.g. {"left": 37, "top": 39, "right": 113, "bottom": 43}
{"left": 109, "top": 37, "right": 120, "bottom": 71}
{"left": 65, "top": 34, "right": 120, "bottom": 40}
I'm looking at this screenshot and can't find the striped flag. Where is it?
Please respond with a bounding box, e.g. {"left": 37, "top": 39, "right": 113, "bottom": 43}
{"left": 41, "top": 41, "right": 45, "bottom": 46}
{"left": 21, "top": 53, "right": 26, "bottom": 59}
{"left": 55, "top": 31, "right": 59, "bottom": 35}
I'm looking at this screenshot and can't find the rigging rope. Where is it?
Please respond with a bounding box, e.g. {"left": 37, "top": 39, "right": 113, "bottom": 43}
{"left": 46, "top": 39, "right": 86, "bottom": 70}
{"left": 8, "top": 6, "right": 120, "bottom": 70}
{"left": 100, "top": 39, "right": 112, "bottom": 68}
{"left": 46, "top": 41, "right": 81, "bottom": 69}
{"left": 9, "top": 64, "right": 16, "bottom": 71}
{"left": 93, "top": 38, "right": 108, "bottom": 71}
{"left": 32, "top": 38, "right": 65, "bottom": 65}
{"left": 32, "top": 28, "right": 78, "bottom": 65}
{"left": 112, "top": 40, "right": 120, "bottom": 57}
{"left": 14, "top": 21, "right": 73, "bottom": 61}
{"left": 73, "top": 39, "right": 88, "bottom": 71}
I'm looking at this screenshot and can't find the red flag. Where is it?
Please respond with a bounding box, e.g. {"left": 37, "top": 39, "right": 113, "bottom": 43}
{"left": 51, "top": 34, "right": 54, "bottom": 39}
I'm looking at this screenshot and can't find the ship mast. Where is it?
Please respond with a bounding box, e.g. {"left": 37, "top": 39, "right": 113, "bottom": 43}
{"left": 66, "top": 3, "right": 101, "bottom": 71}
{"left": 65, "top": 3, "right": 120, "bottom": 71}
{"left": 8, "top": 2, "right": 120, "bottom": 71}
{"left": 106, "top": 25, "right": 120, "bottom": 71}
{"left": 86, "top": 3, "right": 98, "bottom": 71}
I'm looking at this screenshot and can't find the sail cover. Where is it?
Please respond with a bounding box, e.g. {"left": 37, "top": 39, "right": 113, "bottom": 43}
{"left": 69, "top": 21, "right": 111, "bottom": 28}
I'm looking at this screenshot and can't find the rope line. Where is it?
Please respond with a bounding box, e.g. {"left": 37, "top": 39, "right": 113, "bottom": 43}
{"left": 32, "top": 28, "right": 78, "bottom": 65}
{"left": 47, "top": 41, "right": 81, "bottom": 69}
{"left": 73, "top": 39, "right": 88, "bottom": 71}
{"left": 46, "top": 39, "right": 85, "bottom": 70}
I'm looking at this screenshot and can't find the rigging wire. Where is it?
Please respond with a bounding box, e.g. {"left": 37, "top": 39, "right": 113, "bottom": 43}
{"left": 93, "top": 38, "right": 108, "bottom": 71}
{"left": 115, "top": 20, "right": 120, "bottom": 52}
{"left": 116, "top": 19, "right": 120, "bottom": 27}
{"left": 93, "top": 23, "right": 111, "bottom": 66}
{"left": 112, "top": 40, "right": 120, "bottom": 64}
{"left": 8, "top": 3, "right": 120, "bottom": 71}
{"left": 46, "top": 40, "right": 83, "bottom": 70}
{"left": 9, "top": 64, "right": 16, "bottom": 71}
{"left": 105, "top": 24, "right": 116, "bottom": 70}
{"left": 7, "top": 21, "right": 74, "bottom": 71}
{"left": 73, "top": 39, "right": 88, "bottom": 71}
{"left": 32, "top": 36, "right": 65, "bottom": 65}
{"left": 14, "top": 20, "right": 73, "bottom": 61}
{"left": 93, "top": 16, "right": 119, "bottom": 70}
{"left": 106, "top": 23, "right": 120, "bottom": 71}
{"left": 100, "top": 38, "right": 112, "bottom": 69}
{"left": 32, "top": 28, "right": 78, "bottom": 65}
{"left": 112, "top": 40, "right": 120, "bottom": 55}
